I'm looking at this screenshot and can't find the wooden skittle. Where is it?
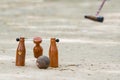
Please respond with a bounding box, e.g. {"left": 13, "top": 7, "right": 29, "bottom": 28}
{"left": 33, "top": 37, "right": 43, "bottom": 58}
{"left": 49, "top": 38, "right": 59, "bottom": 68}
{"left": 16, "top": 37, "right": 26, "bottom": 66}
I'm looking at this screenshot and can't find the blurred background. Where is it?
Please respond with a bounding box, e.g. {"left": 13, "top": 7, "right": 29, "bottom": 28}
{"left": 0, "top": 0, "right": 119, "bottom": 39}
{"left": 0, "top": 0, "right": 120, "bottom": 80}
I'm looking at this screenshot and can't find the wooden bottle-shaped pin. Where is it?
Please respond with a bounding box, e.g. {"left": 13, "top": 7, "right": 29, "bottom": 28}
{"left": 16, "top": 37, "right": 26, "bottom": 66}
{"left": 33, "top": 37, "right": 43, "bottom": 58}
{"left": 49, "top": 38, "right": 59, "bottom": 68}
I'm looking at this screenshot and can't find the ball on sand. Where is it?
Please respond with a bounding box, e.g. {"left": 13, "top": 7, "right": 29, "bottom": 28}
{"left": 36, "top": 56, "right": 50, "bottom": 69}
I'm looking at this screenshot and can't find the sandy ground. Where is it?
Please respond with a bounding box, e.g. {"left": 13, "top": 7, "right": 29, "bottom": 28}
{"left": 0, "top": 0, "right": 120, "bottom": 80}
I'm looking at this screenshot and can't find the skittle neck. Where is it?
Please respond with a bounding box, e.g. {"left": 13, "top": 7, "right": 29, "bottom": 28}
{"left": 50, "top": 38, "right": 56, "bottom": 45}
{"left": 19, "top": 37, "right": 25, "bottom": 42}
{"left": 33, "top": 37, "right": 42, "bottom": 44}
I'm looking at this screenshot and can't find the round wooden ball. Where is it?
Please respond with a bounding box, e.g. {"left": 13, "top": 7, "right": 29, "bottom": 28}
{"left": 36, "top": 56, "right": 50, "bottom": 69}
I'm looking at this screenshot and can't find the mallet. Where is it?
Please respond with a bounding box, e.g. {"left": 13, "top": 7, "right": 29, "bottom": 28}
{"left": 85, "top": 0, "right": 107, "bottom": 22}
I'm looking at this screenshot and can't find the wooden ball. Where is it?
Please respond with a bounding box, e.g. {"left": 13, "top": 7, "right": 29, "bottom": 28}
{"left": 36, "top": 56, "right": 50, "bottom": 69}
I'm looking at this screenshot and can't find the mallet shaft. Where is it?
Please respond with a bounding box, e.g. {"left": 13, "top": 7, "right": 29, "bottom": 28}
{"left": 96, "top": 0, "right": 107, "bottom": 16}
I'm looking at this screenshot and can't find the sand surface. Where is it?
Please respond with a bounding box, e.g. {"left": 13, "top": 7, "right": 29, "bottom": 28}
{"left": 0, "top": 0, "right": 120, "bottom": 80}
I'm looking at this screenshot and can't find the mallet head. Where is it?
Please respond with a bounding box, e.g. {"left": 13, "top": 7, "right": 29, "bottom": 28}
{"left": 85, "top": 15, "right": 104, "bottom": 22}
